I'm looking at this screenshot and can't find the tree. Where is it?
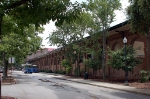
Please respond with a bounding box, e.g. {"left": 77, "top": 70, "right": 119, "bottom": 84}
{"left": 48, "top": 11, "right": 99, "bottom": 76}
{"left": 0, "top": 0, "right": 82, "bottom": 39}
{"left": 127, "top": 0, "right": 150, "bottom": 35}
{"left": 127, "top": 0, "right": 150, "bottom": 71}
{"left": 48, "top": 0, "right": 121, "bottom": 77}
{"left": 108, "top": 45, "right": 142, "bottom": 73}
{"left": 83, "top": 50, "right": 102, "bottom": 75}
{"left": 84, "top": 0, "right": 121, "bottom": 79}
{"left": 0, "top": 22, "right": 43, "bottom": 78}
{"left": 0, "top": 0, "right": 81, "bottom": 97}
{"left": 61, "top": 59, "right": 72, "bottom": 75}
{"left": 48, "top": 19, "right": 86, "bottom": 76}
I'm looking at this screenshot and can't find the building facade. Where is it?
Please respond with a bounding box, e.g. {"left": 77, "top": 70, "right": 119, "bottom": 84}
{"left": 27, "top": 21, "right": 150, "bottom": 79}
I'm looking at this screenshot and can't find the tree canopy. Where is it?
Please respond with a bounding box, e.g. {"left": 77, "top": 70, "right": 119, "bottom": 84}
{"left": 127, "top": 0, "right": 150, "bottom": 35}
{"left": 0, "top": 0, "right": 82, "bottom": 36}
{"left": 0, "top": 23, "right": 43, "bottom": 64}
{"left": 48, "top": 0, "right": 122, "bottom": 77}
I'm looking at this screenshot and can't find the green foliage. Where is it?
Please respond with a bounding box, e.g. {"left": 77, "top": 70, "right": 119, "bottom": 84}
{"left": 0, "top": 22, "right": 43, "bottom": 64}
{"left": 83, "top": 59, "right": 91, "bottom": 67}
{"left": 108, "top": 45, "right": 142, "bottom": 72}
{"left": 61, "top": 59, "right": 71, "bottom": 68}
{"left": 54, "top": 70, "right": 60, "bottom": 74}
{"left": 46, "top": 70, "right": 53, "bottom": 73}
{"left": 66, "top": 66, "right": 72, "bottom": 75}
{"left": 48, "top": 0, "right": 121, "bottom": 77}
{"left": 140, "top": 70, "right": 150, "bottom": 83}
{"left": 83, "top": 0, "right": 121, "bottom": 79}
{"left": 127, "top": 0, "right": 150, "bottom": 35}
{"left": 39, "top": 70, "right": 45, "bottom": 72}
{"left": 59, "top": 70, "right": 66, "bottom": 75}
{"left": 74, "top": 67, "right": 79, "bottom": 76}
{"left": 1, "top": 0, "right": 81, "bottom": 28}
{"left": 85, "top": 0, "right": 121, "bottom": 34}
{"left": 61, "top": 59, "right": 72, "bottom": 75}
{"left": 83, "top": 58, "right": 102, "bottom": 70}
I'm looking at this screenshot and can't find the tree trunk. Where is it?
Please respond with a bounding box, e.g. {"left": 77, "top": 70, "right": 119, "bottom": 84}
{"left": 102, "top": 30, "right": 106, "bottom": 79}
{"left": 0, "top": 15, "right": 2, "bottom": 37}
{"left": 5, "top": 59, "right": 8, "bottom": 77}
{"left": 77, "top": 57, "right": 80, "bottom": 77}
{"left": 3, "top": 52, "right": 7, "bottom": 79}
{"left": 0, "top": 12, "right": 3, "bottom": 99}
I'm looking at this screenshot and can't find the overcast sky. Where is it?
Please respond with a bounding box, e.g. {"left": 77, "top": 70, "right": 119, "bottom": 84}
{"left": 39, "top": 0, "right": 129, "bottom": 48}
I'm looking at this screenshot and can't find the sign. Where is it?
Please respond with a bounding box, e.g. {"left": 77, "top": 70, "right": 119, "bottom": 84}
{"left": 8, "top": 57, "right": 15, "bottom": 63}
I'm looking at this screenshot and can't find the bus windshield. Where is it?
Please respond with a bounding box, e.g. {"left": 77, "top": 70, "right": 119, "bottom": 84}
{"left": 22, "top": 64, "right": 38, "bottom": 73}
{"left": 24, "top": 64, "right": 32, "bottom": 68}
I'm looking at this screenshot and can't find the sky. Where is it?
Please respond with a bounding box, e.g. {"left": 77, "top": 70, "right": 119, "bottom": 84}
{"left": 39, "top": 0, "right": 129, "bottom": 48}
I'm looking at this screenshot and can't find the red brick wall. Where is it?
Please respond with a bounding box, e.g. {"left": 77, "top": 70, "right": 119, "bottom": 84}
{"left": 106, "top": 30, "right": 147, "bottom": 78}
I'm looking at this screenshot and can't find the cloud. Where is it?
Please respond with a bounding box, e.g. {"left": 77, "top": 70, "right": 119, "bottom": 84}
{"left": 38, "top": 21, "right": 56, "bottom": 48}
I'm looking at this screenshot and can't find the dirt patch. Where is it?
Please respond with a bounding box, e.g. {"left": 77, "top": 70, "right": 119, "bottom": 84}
{"left": 1, "top": 96, "right": 17, "bottom": 99}
{"left": 2, "top": 76, "right": 17, "bottom": 84}
{"left": 129, "top": 82, "right": 150, "bottom": 89}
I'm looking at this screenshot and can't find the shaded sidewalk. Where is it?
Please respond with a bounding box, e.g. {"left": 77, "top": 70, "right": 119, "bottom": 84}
{"left": 45, "top": 73, "right": 150, "bottom": 96}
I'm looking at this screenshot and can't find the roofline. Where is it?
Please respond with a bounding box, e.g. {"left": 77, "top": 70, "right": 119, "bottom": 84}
{"left": 27, "top": 20, "right": 130, "bottom": 61}
{"left": 109, "top": 20, "right": 129, "bottom": 31}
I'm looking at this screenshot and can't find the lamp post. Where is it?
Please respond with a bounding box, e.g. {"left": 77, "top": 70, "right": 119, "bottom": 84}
{"left": 123, "top": 37, "right": 128, "bottom": 86}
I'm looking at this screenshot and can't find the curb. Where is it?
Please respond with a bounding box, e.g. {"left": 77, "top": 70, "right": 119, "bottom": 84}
{"left": 53, "top": 77, "right": 150, "bottom": 96}
{"left": 1, "top": 83, "right": 12, "bottom": 85}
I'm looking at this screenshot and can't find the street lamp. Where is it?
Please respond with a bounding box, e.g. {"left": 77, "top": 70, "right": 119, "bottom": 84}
{"left": 123, "top": 37, "right": 128, "bottom": 86}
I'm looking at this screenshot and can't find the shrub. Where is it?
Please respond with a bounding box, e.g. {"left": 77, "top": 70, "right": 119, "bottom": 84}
{"left": 59, "top": 70, "right": 66, "bottom": 74}
{"left": 74, "top": 67, "right": 79, "bottom": 76}
{"left": 61, "top": 59, "right": 71, "bottom": 68}
{"left": 47, "top": 70, "right": 53, "bottom": 73}
{"left": 54, "top": 70, "right": 60, "bottom": 74}
{"left": 48, "top": 70, "right": 53, "bottom": 73}
{"left": 39, "top": 70, "right": 44, "bottom": 72}
{"left": 66, "top": 67, "right": 72, "bottom": 75}
{"left": 140, "top": 70, "right": 150, "bottom": 83}
{"left": 61, "top": 59, "right": 72, "bottom": 75}
{"left": 108, "top": 45, "right": 142, "bottom": 72}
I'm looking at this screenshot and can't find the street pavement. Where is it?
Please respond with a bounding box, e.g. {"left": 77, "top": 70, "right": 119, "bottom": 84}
{"left": 2, "top": 71, "right": 150, "bottom": 97}
{"left": 43, "top": 73, "right": 150, "bottom": 96}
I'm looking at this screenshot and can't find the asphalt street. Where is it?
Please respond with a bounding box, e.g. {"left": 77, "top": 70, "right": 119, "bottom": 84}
{"left": 2, "top": 71, "right": 150, "bottom": 99}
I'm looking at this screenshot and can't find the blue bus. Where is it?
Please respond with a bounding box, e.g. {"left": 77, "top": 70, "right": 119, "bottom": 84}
{"left": 22, "top": 64, "right": 38, "bottom": 73}
{"left": 22, "top": 64, "right": 32, "bottom": 73}
{"left": 31, "top": 65, "right": 39, "bottom": 73}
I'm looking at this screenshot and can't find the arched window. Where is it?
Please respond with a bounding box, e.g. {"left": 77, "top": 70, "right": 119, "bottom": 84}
{"left": 133, "top": 41, "right": 145, "bottom": 58}
{"left": 114, "top": 43, "right": 123, "bottom": 51}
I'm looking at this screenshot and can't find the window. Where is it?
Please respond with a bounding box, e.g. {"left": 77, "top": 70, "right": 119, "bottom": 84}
{"left": 114, "top": 43, "right": 123, "bottom": 51}
{"left": 133, "top": 41, "right": 145, "bottom": 57}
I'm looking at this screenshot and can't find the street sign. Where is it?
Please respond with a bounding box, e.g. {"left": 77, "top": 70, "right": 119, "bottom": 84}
{"left": 8, "top": 57, "right": 15, "bottom": 64}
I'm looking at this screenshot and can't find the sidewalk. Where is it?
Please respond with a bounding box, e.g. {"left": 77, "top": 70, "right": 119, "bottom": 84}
{"left": 46, "top": 73, "right": 150, "bottom": 96}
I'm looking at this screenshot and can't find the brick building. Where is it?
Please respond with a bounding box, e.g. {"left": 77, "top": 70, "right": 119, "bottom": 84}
{"left": 27, "top": 21, "right": 150, "bottom": 78}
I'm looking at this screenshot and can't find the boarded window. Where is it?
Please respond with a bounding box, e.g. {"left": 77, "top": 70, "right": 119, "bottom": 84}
{"left": 133, "top": 41, "right": 145, "bottom": 58}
